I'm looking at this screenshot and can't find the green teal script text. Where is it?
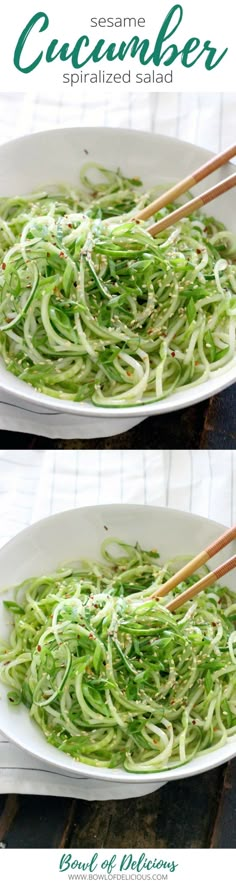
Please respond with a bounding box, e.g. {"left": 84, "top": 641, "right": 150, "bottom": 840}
{"left": 14, "top": 6, "right": 228, "bottom": 73}
{"left": 59, "top": 852, "right": 179, "bottom": 874}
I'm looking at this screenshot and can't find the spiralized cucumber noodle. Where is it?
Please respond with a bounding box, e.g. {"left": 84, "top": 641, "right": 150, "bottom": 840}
{"left": 0, "top": 163, "right": 236, "bottom": 406}
{"left": 1, "top": 538, "right": 236, "bottom": 773}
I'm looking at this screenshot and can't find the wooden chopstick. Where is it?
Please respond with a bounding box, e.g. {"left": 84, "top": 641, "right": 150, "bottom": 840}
{"left": 167, "top": 554, "right": 236, "bottom": 612}
{"left": 147, "top": 172, "right": 236, "bottom": 237}
{"left": 152, "top": 525, "right": 236, "bottom": 600}
{"left": 135, "top": 143, "right": 236, "bottom": 223}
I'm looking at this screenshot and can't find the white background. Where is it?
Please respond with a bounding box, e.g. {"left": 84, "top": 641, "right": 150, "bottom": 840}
{"left": 0, "top": 847, "right": 235, "bottom": 879}
{"left": 0, "top": 0, "right": 234, "bottom": 92}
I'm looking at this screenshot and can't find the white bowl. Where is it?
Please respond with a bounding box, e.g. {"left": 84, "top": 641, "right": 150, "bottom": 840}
{"left": 0, "top": 503, "right": 235, "bottom": 798}
{"left": 0, "top": 127, "right": 235, "bottom": 439}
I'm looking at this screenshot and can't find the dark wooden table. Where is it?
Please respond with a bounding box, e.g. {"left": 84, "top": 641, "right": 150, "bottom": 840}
{"left": 1, "top": 386, "right": 235, "bottom": 450}
{"left": 0, "top": 759, "right": 236, "bottom": 848}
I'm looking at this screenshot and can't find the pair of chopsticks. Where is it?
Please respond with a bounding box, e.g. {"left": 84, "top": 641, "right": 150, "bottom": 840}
{"left": 151, "top": 524, "right": 236, "bottom": 612}
{"left": 135, "top": 143, "right": 236, "bottom": 237}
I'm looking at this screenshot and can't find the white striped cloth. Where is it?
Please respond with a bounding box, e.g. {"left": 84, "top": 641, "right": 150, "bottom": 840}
{"left": 0, "top": 92, "right": 235, "bottom": 438}
{"left": 0, "top": 449, "right": 235, "bottom": 799}
{"left": 0, "top": 92, "right": 235, "bottom": 153}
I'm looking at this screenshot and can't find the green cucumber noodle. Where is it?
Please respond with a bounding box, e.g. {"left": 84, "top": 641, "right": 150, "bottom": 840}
{"left": 0, "top": 163, "right": 236, "bottom": 406}
{"left": 1, "top": 538, "right": 236, "bottom": 773}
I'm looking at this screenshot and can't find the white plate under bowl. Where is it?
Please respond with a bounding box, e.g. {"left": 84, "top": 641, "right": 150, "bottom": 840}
{"left": 0, "top": 503, "right": 235, "bottom": 798}
{"left": 0, "top": 127, "right": 235, "bottom": 439}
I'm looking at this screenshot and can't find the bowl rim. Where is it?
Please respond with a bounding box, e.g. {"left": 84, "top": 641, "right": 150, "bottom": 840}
{"left": 0, "top": 501, "right": 236, "bottom": 785}
{"left": 0, "top": 125, "right": 235, "bottom": 419}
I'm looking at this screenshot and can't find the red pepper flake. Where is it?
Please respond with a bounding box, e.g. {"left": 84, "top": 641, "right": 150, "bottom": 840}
{"left": 1, "top": 262, "right": 6, "bottom": 270}
{"left": 171, "top": 352, "right": 176, "bottom": 358}
{"left": 196, "top": 249, "right": 202, "bottom": 254}
{"left": 59, "top": 251, "right": 65, "bottom": 258}
{"left": 88, "top": 633, "right": 94, "bottom": 639}
{"left": 67, "top": 223, "right": 72, "bottom": 229}
{"left": 127, "top": 370, "right": 132, "bottom": 376}
{"left": 195, "top": 360, "right": 199, "bottom": 366}
{"left": 192, "top": 720, "right": 196, "bottom": 725}
{"left": 37, "top": 645, "right": 42, "bottom": 652}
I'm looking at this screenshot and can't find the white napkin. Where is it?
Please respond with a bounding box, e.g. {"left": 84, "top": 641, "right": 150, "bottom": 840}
{"left": 0, "top": 92, "right": 234, "bottom": 438}
{"left": 0, "top": 449, "right": 234, "bottom": 798}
